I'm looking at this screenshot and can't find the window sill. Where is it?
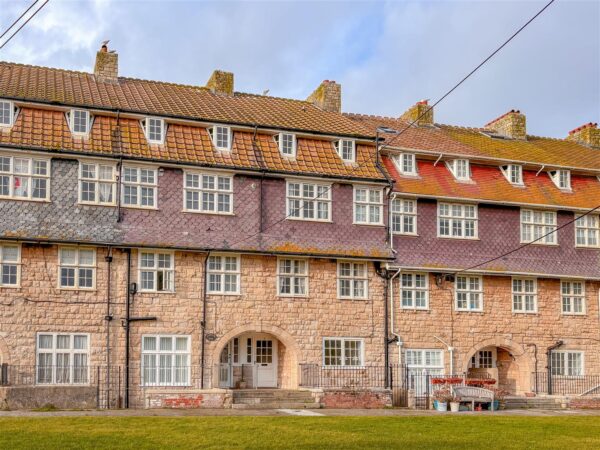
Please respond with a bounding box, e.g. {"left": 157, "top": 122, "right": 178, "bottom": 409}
{"left": 455, "top": 309, "right": 484, "bottom": 313}
{"left": 352, "top": 222, "right": 385, "bottom": 227}
{"left": 182, "top": 210, "right": 235, "bottom": 216}
{"left": 393, "top": 232, "right": 419, "bottom": 237}
{"left": 138, "top": 290, "right": 176, "bottom": 295}
{"left": 0, "top": 197, "right": 51, "bottom": 203}
{"left": 400, "top": 307, "right": 429, "bottom": 311}
{"left": 512, "top": 310, "right": 538, "bottom": 315}
{"left": 561, "top": 313, "right": 587, "bottom": 317}
{"left": 437, "top": 236, "right": 480, "bottom": 241}
{"left": 78, "top": 202, "right": 117, "bottom": 208}
{"left": 338, "top": 297, "right": 369, "bottom": 301}
{"left": 0, "top": 285, "right": 21, "bottom": 289}
{"left": 519, "top": 241, "right": 559, "bottom": 247}
{"left": 207, "top": 292, "right": 242, "bottom": 297}
{"left": 574, "top": 245, "right": 600, "bottom": 250}
{"left": 286, "top": 217, "right": 333, "bottom": 224}
{"left": 277, "top": 294, "right": 308, "bottom": 299}
{"left": 122, "top": 205, "right": 159, "bottom": 211}
{"left": 59, "top": 287, "right": 97, "bottom": 292}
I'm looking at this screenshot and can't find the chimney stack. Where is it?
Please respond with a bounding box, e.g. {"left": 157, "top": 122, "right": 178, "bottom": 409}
{"left": 94, "top": 41, "right": 118, "bottom": 83}
{"left": 307, "top": 80, "right": 341, "bottom": 113}
{"left": 567, "top": 122, "right": 600, "bottom": 148}
{"left": 206, "top": 70, "right": 234, "bottom": 96}
{"left": 484, "top": 110, "right": 527, "bottom": 140}
{"left": 400, "top": 100, "right": 433, "bottom": 126}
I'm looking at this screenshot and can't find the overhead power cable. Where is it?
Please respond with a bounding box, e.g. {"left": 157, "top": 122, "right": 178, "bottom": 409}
{"left": 229, "top": 0, "right": 557, "bottom": 248}
{"left": 0, "top": 0, "right": 50, "bottom": 50}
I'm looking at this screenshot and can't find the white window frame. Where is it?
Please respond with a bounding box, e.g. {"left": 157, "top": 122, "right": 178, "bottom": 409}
{"left": 121, "top": 165, "right": 158, "bottom": 209}
{"left": 276, "top": 133, "right": 296, "bottom": 157}
{"left": 392, "top": 153, "right": 418, "bottom": 176}
{"left": 455, "top": 275, "right": 483, "bottom": 312}
{"left": 209, "top": 125, "right": 232, "bottom": 151}
{"left": 501, "top": 164, "right": 524, "bottom": 186}
{"left": 141, "top": 334, "right": 191, "bottom": 387}
{"left": 575, "top": 214, "right": 599, "bottom": 248}
{"left": 139, "top": 250, "right": 175, "bottom": 293}
{"left": 549, "top": 170, "right": 571, "bottom": 191}
{"left": 561, "top": 280, "right": 586, "bottom": 315}
{"left": 36, "top": 332, "right": 90, "bottom": 385}
{"left": 322, "top": 337, "right": 364, "bottom": 368}
{"left": 141, "top": 117, "right": 166, "bottom": 144}
{"left": 207, "top": 254, "right": 241, "bottom": 295}
{"left": 437, "top": 202, "right": 478, "bottom": 239}
{"left": 183, "top": 170, "right": 233, "bottom": 214}
{"left": 337, "top": 261, "right": 368, "bottom": 300}
{"left": 391, "top": 197, "right": 417, "bottom": 235}
{"left": 58, "top": 247, "right": 97, "bottom": 290}
{"left": 520, "top": 209, "right": 557, "bottom": 245}
{"left": 511, "top": 277, "right": 537, "bottom": 313}
{"left": 0, "top": 154, "right": 50, "bottom": 201}
{"left": 353, "top": 186, "right": 384, "bottom": 225}
{"left": 0, "top": 99, "right": 16, "bottom": 127}
{"left": 277, "top": 258, "right": 308, "bottom": 297}
{"left": 335, "top": 139, "right": 355, "bottom": 163}
{"left": 286, "top": 180, "right": 332, "bottom": 222}
{"left": 469, "top": 348, "right": 497, "bottom": 369}
{"left": 400, "top": 272, "right": 429, "bottom": 310}
{"left": 67, "top": 109, "right": 92, "bottom": 136}
{"left": 550, "top": 350, "right": 584, "bottom": 377}
{"left": 0, "top": 243, "right": 21, "bottom": 287}
{"left": 78, "top": 161, "right": 116, "bottom": 206}
{"left": 406, "top": 349, "right": 444, "bottom": 373}
{"left": 446, "top": 159, "right": 471, "bottom": 181}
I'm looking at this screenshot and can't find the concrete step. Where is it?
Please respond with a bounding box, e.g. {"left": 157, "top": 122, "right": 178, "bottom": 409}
{"left": 232, "top": 390, "right": 314, "bottom": 400}
{"left": 232, "top": 402, "right": 322, "bottom": 410}
{"left": 234, "top": 397, "right": 316, "bottom": 405}
{"left": 504, "top": 398, "right": 564, "bottom": 410}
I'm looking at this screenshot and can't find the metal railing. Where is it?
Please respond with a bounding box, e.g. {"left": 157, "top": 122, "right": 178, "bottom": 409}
{"left": 299, "top": 364, "right": 391, "bottom": 389}
{"left": 532, "top": 372, "right": 600, "bottom": 396}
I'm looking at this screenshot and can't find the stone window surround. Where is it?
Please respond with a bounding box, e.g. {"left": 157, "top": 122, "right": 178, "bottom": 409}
{"left": 400, "top": 272, "right": 429, "bottom": 310}
{"left": 0, "top": 242, "right": 21, "bottom": 288}
{"left": 511, "top": 277, "right": 538, "bottom": 314}
{"left": 560, "top": 280, "right": 586, "bottom": 315}
{"left": 322, "top": 337, "right": 365, "bottom": 368}
{"left": 141, "top": 334, "right": 191, "bottom": 387}
{"left": 454, "top": 275, "right": 483, "bottom": 312}
{"left": 207, "top": 253, "right": 241, "bottom": 295}
{"left": 337, "top": 260, "right": 368, "bottom": 300}
{"left": 36, "top": 332, "right": 90, "bottom": 385}
{"left": 58, "top": 246, "right": 97, "bottom": 291}
{"left": 276, "top": 257, "right": 309, "bottom": 297}
{"left": 138, "top": 250, "right": 175, "bottom": 293}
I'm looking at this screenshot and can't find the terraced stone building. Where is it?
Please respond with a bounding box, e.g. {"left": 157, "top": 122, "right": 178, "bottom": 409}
{"left": 0, "top": 45, "right": 598, "bottom": 409}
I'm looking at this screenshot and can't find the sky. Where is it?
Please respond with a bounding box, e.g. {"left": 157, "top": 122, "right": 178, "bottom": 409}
{"left": 0, "top": 0, "right": 598, "bottom": 138}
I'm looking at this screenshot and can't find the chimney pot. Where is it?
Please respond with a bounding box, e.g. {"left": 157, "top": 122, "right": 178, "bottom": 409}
{"left": 206, "top": 70, "right": 234, "bottom": 96}
{"left": 567, "top": 122, "right": 600, "bottom": 148}
{"left": 307, "top": 80, "right": 341, "bottom": 113}
{"left": 94, "top": 42, "right": 118, "bottom": 83}
{"left": 400, "top": 100, "right": 434, "bottom": 126}
{"left": 484, "top": 110, "right": 527, "bottom": 140}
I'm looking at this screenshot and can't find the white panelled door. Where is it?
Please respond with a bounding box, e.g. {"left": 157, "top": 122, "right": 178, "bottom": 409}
{"left": 254, "top": 335, "right": 278, "bottom": 388}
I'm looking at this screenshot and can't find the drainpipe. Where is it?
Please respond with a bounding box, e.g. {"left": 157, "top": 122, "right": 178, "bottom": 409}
{"left": 388, "top": 268, "right": 402, "bottom": 365}
{"left": 546, "top": 340, "right": 563, "bottom": 395}
{"left": 200, "top": 251, "right": 210, "bottom": 389}
{"left": 434, "top": 335, "right": 454, "bottom": 375}
{"left": 104, "top": 247, "right": 113, "bottom": 408}
{"left": 124, "top": 248, "right": 134, "bottom": 408}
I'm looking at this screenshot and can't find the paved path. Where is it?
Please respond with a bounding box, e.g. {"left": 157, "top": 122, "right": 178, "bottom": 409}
{"left": 1, "top": 408, "right": 600, "bottom": 417}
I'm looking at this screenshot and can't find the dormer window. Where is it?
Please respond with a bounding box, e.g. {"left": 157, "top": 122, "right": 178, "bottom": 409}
{"left": 67, "top": 109, "right": 91, "bottom": 136}
{"left": 501, "top": 164, "right": 523, "bottom": 185}
{"left": 549, "top": 170, "right": 571, "bottom": 191}
{"left": 447, "top": 159, "right": 470, "bottom": 181}
{"left": 141, "top": 117, "right": 166, "bottom": 144}
{"left": 393, "top": 153, "right": 417, "bottom": 176}
{"left": 275, "top": 133, "right": 296, "bottom": 157}
{"left": 335, "top": 139, "right": 355, "bottom": 162}
{"left": 0, "top": 100, "right": 16, "bottom": 127}
{"left": 209, "top": 125, "right": 232, "bottom": 151}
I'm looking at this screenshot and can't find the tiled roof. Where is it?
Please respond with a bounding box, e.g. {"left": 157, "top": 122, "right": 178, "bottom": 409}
{"left": 347, "top": 113, "right": 600, "bottom": 171}
{"left": 383, "top": 157, "right": 600, "bottom": 210}
{"left": 0, "top": 108, "right": 384, "bottom": 180}
{"left": 0, "top": 61, "right": 372, "bottom": 137}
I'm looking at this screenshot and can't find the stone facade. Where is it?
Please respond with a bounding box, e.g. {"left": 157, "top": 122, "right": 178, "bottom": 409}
{"left": 391, "top": 273, "right": 600, "bottom": 394}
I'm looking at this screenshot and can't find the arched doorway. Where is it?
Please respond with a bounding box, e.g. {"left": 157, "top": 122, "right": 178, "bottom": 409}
{"left": 462, "top": 338, "right": 532, "bottom": 395}
{"left": 211, "top": 325, "right": 300, "bottom": 389}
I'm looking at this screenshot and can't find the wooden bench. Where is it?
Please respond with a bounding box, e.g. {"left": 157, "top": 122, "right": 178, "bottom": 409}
{"left": 452, "top": 386, "right": 495, "bottom": 411}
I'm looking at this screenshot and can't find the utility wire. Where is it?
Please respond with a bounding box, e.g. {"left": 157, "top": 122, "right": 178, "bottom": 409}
{"left": 378, "top": 0, "right": 557, "bottom": 154}
{"left": 448, "top": 203, "right": 600, "bottom": 278}
{"left": 0, "top": 0, "right": 50, "bottom": 50}
{"left": 229, "top": 0, "right": 557, "bottom": 248}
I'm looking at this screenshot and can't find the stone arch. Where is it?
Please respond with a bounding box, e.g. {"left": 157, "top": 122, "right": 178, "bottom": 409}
{"left": 462, "top": 337, "right": 533, "bottom": 394}
{"left": 210, "top": 323, "right": 301, "bottom": 388}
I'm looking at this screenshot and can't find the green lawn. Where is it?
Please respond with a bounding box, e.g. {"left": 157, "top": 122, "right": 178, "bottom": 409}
{"left": 0, "top": 416, "right": 599, "bottom": 449}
